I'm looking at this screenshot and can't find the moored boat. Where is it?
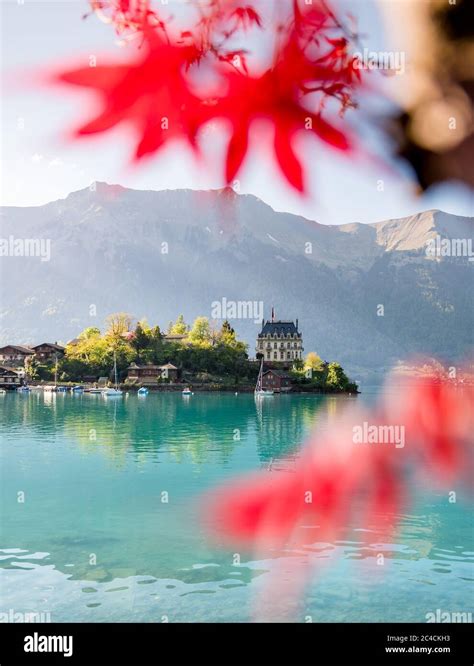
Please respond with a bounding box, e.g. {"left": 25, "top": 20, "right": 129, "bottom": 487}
{"left": 44, "top": 356, "right": 61, "bottom": 393}
{"left": 137, "top": 387, "right": 149, "bottom": 396}
{"left": 254, "top": 358, "right": 274, "bottom": 397}
{"left": 103, "top": 351, "right": 123, "bottom": 397}
{"left": 103, "top": 387, "right": 123, "bottom": 397}
{"left": 182, "top": 387, "right": 193, "bottom": 396}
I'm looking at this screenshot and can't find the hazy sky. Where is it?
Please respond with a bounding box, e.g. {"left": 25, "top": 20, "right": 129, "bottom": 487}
{"left": 1, "top": 0, "right": 473, "bottom": 224}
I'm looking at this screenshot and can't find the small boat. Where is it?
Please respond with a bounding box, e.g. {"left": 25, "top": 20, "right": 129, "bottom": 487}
{"left": 17, "top": 386, "right": 31, "bottom": 393}
{"left": 254, "top": 359, "right": 274, "bottom": 397}
{"left": 56, "top": 386, "right": 68, "bottom": 393}
{"left": 103, "top": 388, "right": 123, "bottom": 397}
{"left": 0, "top": 389, "right": 6, "bottom": 395}
{"left": 44, "top": 357, "right": 62, "bottom": 393}
{"left": 137, "top": 387, "right": 149, "bottom": 396}
{"left": 103, "top": 351, "right": 123, "bottom": 397}
{"left": 71, "top": 385, "right": 84, "bottom": 393}
{"left": 87, "top": 388, "right": 103, "bottom": 394}
{"left": 182, "top": 387, "right": 192, "bottom": 396}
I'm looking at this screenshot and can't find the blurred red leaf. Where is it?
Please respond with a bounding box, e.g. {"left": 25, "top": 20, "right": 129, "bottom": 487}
{"left": 206, "top": 367, "right": 473, "bottom": 549}
{"left": 230, "top": 6, "right": 262, "bottom": 29}
{"left": 215, "top": 65, "right": 351, "bottom": 191}
{"left": 56, "top": 32, "right": 205, "bottom": 159}
{"left": 56, "top": 0, "right": 362, "bottom": 191}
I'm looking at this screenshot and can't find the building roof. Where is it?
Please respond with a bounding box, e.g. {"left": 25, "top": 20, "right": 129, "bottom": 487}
{"left": 164, "top": 334, "right": 187, "bottom": 341}
{"left": 0, "top": 365, "right": 20, "bottom": 374}
{"left": 258, "top": 320, "right": 300, "bottom": 337}
{"left": 0, "top": 345, "right": 34, "bottom": 354}
{"left": 263, "top": 369, "right": 292, "bottom": 379}
{"left": 128, "top": 363, "right": 178, "bottom": 370}
{"left": 31, "top": 342, "right": 65, "bottom": 351}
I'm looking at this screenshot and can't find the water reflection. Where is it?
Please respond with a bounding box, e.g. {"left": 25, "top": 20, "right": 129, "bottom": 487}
{"left": 0, "top": 392, "right": 472, "bottom": 622}
{"left": 2, "top": 392, "right": 344, "bottom": 466}
{"left": 2, "top": 393, "right": 336, "bottom": 588}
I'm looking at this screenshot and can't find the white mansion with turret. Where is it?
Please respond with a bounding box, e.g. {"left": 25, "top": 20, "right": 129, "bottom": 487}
{"left": 256, "top": 315, "right": 304, "bottom": 364}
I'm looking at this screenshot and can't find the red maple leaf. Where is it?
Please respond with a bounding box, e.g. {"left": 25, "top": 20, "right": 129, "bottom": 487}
{"left": 230, "top": 6, "right": 262, "bottom": 29}
{"left": 56, "top": 32, "right": 206, "bottom": 160}
{"left": 56, "top": 2, "right": 360, "bottom": 192}
{"left": 214, "top": 62, "right": 351, "bottom": 192}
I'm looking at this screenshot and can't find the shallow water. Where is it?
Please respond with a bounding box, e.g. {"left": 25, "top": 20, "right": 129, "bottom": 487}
{"left": 0, "top": 391, "right": 472, "bottom": 622}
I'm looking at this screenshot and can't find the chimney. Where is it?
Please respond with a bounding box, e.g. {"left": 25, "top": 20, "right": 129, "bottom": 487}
{"left": 296, "top": 318, "right": 299, "bottom": 331}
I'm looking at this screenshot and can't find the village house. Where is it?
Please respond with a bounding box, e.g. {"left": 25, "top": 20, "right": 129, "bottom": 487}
{"left": 163, "top": 334, "right": 188, "bottom": 344}
{"left": 0, "top": 345, "right": 34, "bottom": 368}
{"left": 31, "top": 342, "right": 65, "bottom": 362}
{"left": 0, "top": 366, "right": 22, "bottom": 389}
{"left": 256, "top": 314, "right": 304, "bottom": 366}
{"left": 261, "top": 369, "right": 292, "bottom": 393}
{"left": 127, "top": 362, "right": 179, "bottom": 384}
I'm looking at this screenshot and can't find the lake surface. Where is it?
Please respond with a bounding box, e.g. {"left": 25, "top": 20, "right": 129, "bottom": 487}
{"left": 0, "top": 390, "right": 472, "bottom": 622}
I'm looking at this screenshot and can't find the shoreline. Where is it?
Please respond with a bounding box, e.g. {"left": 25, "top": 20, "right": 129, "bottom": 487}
{"left": 21, "top": 381, "right": 360, "bottom": 395}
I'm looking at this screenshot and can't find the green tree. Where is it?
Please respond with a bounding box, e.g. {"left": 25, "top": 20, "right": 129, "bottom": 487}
{"left": 304, "top": 351, "right": 324, "bottom": 372}
{"left": 59, "top": 356, "right": 90, "bottom": 381}
{"left": 66, "top": 332, "right": 109, "bottom": 366}
{"left": 133, "top": 322, "right": 151, "bottom": 355}
{"left": 326, "top": 362, "right": 349, "bottom": 390}
{"left": 26, "top": 357, "right": 40, "bottom": 380}
{"left": 78, "top": 327, "right": 101, "bottom": 340}
{"left": 188, "top": 316, "right": 212, "bottom": 347}
{"left": 137, "top": 318, "right": 151, "bottom": 334}
{"left": 169, "top": 314, "right": 188, "bottom": 335}
{"left": 150, "top": 325, "right": 162, "bottom": 340}
{"left": 106, "top": 312, "right": 133, "bottom": 337}
{"left": 219, "top": 320, "right": 237, "bottom": 346}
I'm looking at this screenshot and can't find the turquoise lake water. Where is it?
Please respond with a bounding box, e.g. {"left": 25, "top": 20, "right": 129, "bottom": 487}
{"left": 0, "top": 390, "right": 472, "bottom": 622}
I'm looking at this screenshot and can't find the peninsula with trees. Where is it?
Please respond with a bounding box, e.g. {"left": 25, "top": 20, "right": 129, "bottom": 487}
{"left": 3, "top": 313, "right": 358, "bottom": 394}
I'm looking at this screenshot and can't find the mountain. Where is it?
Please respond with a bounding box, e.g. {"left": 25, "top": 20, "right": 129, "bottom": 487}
{"left": 0, "top": 183, "right": 472, "bottom": 377}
